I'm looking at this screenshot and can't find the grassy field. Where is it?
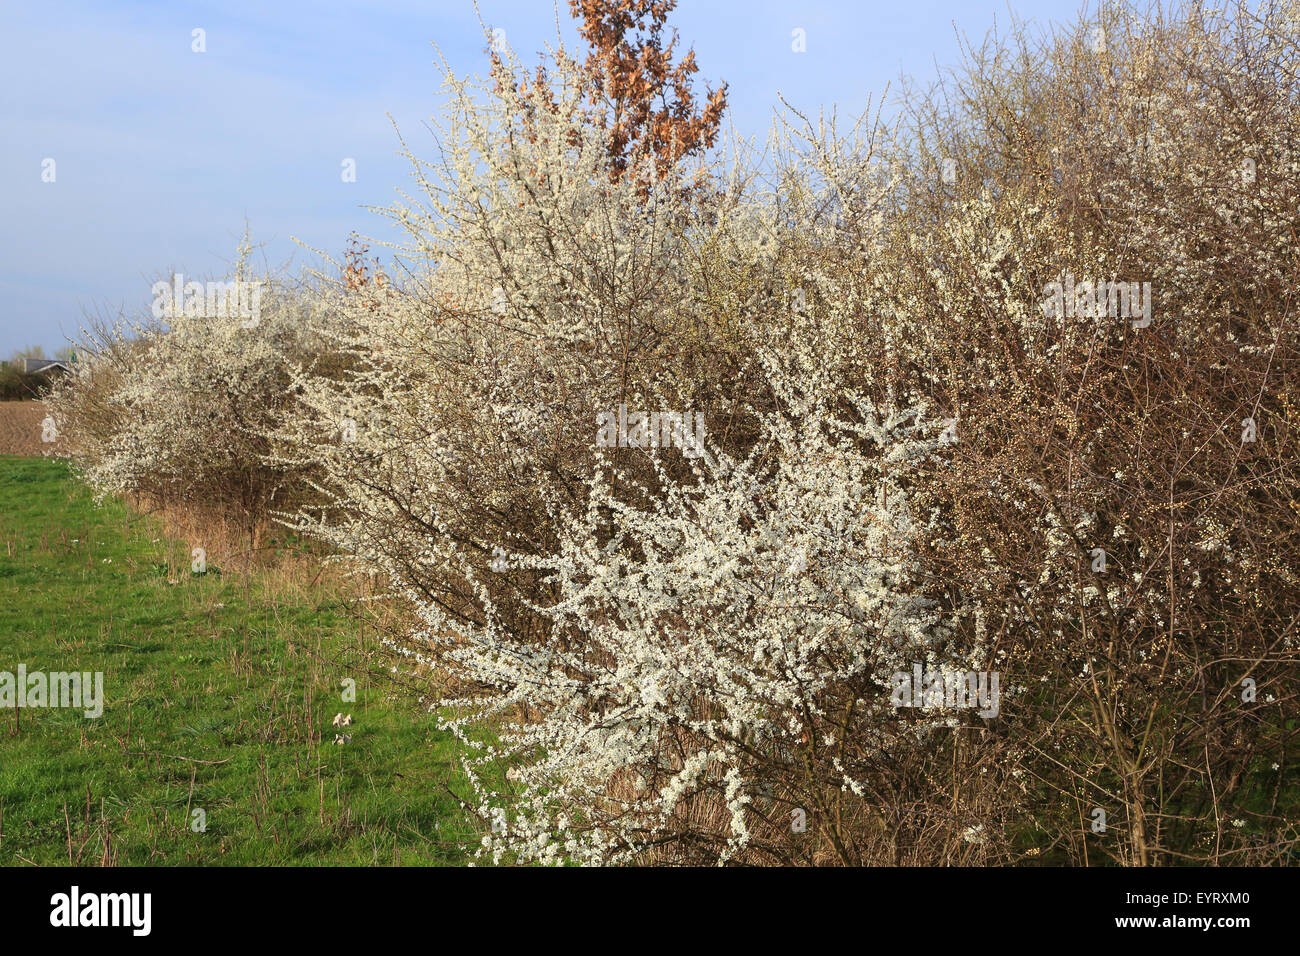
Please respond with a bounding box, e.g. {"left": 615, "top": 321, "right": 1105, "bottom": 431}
{"left": 0, "top": 455, "right": 478, "bottom": 865}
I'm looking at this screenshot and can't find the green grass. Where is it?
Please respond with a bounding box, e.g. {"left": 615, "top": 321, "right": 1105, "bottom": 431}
{"left": 0, "top": 455, "right": 478, "bottom": 865}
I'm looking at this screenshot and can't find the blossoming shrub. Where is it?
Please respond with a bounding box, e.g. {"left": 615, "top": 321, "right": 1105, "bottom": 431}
{"left": 273, "top": 37, "right": 744, "bottom": 636}
{"left": 445, "top": 345, "right": 1006, "bottom": 864}
{"left": 267, "top": 30, "right": 1026, "bottom": 863}
{"left": 46, "top": 249, "right": 338, "bottom": 550}
{"left": 842, "top": 3, "right": 1300, "bottom": 864}
{"left": 47, "top": 1, "right": 1300, "bottom": 865}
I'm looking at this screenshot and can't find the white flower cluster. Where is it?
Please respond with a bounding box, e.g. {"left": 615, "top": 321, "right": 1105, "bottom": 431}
{"left": 48, "top": 240, "right": 332, "bottom": 523}
{"left": 427, "top": 363, "right": 962, "bottom": 864}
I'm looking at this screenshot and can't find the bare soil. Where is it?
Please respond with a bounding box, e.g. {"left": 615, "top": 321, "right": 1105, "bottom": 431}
{"left": 0, "top": 401, "right": 57, "bottom": 456}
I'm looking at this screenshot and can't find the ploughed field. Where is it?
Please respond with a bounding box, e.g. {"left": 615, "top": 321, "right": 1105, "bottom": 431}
{"left": 0, "top": 401, "right": 51, "bottom": 456}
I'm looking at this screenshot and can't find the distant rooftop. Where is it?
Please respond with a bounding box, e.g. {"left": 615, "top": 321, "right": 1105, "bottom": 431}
{"left": 23, "top": 359, "right": 71, "bottom": 374}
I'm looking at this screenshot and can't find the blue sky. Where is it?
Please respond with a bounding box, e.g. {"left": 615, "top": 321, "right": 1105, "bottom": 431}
{"left": 0, "top": 0, "right": 1099, "bottom": 356}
